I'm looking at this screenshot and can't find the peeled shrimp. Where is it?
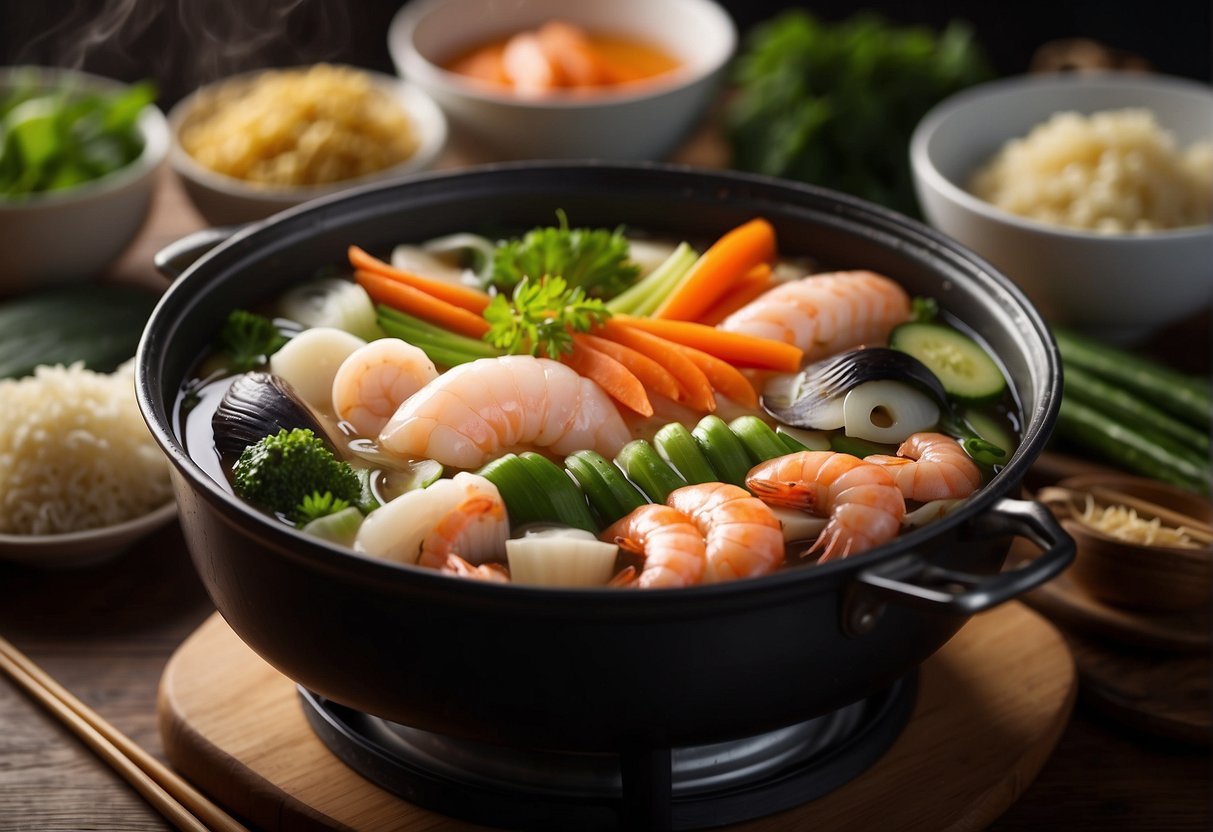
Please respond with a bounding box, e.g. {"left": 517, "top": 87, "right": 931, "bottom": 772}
{"left": 719, "top": 271, "right": 911, "bottom": 362}
{"left": 354, "top": 472, "right": 507, "bottom": 566}
{"left": 602, "top": 504, "right": 707, "bottom": 589}
{"left": 866, "top": 432, "right": 982, "bottom": 502}
{"left": 378, "top": 355, "right": 631, "bottom": 469}
{"left": 665, "top": 483, "right": 785, "bottom": 582}
{"left": 331, "top": 338, "right": 438, "bottom": 438}
{"left": 746, "top": 451, "right": 905, "bottom": 563}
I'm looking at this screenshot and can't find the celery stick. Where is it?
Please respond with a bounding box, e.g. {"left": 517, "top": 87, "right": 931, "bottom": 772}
{"left": 376, "top": 317, "right": 494, "bottom": 367}
{"left": 377, "top": 305, "right": 500, "bottom": 357}
{"left": 606, "top": 242, "right": 697, "bottom": 315}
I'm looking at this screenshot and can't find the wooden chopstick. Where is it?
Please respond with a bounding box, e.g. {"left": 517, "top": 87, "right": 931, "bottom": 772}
{"left": 0, "top": 635, "right": 247, "bottom": 832}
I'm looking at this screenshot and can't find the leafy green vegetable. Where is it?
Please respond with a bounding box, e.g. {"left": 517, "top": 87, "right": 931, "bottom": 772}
{"left": 0, "top": 74, "right": 156, "bottom": 198}
{"left": 483, "top": 275, "right": 610, "bottom": 358}
{"left": 0, "top": 284, "right": 158, "bottom": 379}
{"left": 725, "top": 10, "right": 992, "bottom": 216}
{"left": 489, "top": 210, "right": 640, "bottom": 299}
{"left": 216, "top": 309, "right": 288, "bottom": 372}
{"left": 233, "top": 428, "right": 361, "bottom": 520}
{"left": 294, "top": 491, "right": 352, "bottom": 527}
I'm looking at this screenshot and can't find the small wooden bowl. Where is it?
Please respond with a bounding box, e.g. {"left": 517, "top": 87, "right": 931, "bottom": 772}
{"left": 1038, "top": 474, "right": 1212, "bottom": 612}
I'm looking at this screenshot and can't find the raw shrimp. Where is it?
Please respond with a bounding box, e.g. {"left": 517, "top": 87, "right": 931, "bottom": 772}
{"left": 331, "top": 338, "right": 438, "bottom": 438}
{"left": 746, "top": 451, "right": 905, "bottom": 563}
{"left": 602, "top": 504, "right": 707, "bottom": 589}
{"left": 719, "top": 271, "right": 911, "bottom": 362}
{"left": 665, "top": 483, "right": 785, "bottom": 582}
{"left": 866, "top": 432, "right": 982, "bottom": 502}
{"left": 378, "top": 355, "right": 631, "bottom": 469}
{"left": 354, "top": 472, "right": 507, "bottom": 566}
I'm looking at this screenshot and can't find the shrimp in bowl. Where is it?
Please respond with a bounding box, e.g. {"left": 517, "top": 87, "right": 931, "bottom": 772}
{"left": 183, "top": 208, "right": 1020, "bottom": 590}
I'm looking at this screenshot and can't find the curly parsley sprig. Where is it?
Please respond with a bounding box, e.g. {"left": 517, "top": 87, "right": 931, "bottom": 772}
{"left": 483, "top": 276, "right": 610, "bottom": 358}
{"left": 489, "top": 210, "right": 640, "bottom": 299}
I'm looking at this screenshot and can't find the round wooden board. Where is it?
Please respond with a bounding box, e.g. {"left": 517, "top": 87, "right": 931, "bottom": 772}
{"left": 157, "top": 602, "right": 1075, "bottom": 832}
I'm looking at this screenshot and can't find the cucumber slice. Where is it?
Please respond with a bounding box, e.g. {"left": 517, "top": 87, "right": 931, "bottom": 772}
{"left": 692, "top": 415, "right": 753, "bottom": 486}
{"left": 655, "top": 422, "right": 717, "bottom": 484}
{"left": 889, "top": 321, "right": 1006, "bottom": 403}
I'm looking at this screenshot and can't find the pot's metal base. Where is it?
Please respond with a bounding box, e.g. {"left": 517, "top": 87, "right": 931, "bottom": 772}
{"left": 299, "top": 673, "right": 917, "bottom": 831}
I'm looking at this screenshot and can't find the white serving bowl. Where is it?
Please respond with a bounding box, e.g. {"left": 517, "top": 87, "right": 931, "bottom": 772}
{"left": 0, "top": 500, "right": 177, "bottom": 570}
{"left": 911, "top": 72, "right": 1213, "bottom": 343}
{"left": 167, "top": 66, "right": 448, "bottom": 226}
{"left": 0, "top": 66, "right": 169, "bottom": 294}
{"left": 388, "top": 0, "right": 736, "bottom": 162}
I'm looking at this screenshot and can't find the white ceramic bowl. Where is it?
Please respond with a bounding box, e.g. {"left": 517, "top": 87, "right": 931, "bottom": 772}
{"left": 0, "top": 66, "right": 168, "bottom": 294}
{"left": 0, "top": 500, "right": 177, "bottom": 570}
{"left": 167, "top": 66, "right": 448, "bottom": 226}
{"left": 388, "top": 0, "right": 736, "bottom": 161}
{"left": 911, "top": 72, "right": 1213, "bottom": 343}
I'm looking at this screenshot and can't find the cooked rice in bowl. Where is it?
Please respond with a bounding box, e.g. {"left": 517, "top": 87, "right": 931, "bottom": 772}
{"left": 0, "top": 359, "right": 173, "bottom": 535}
{"left": 969, "top": 107, "right": 1213, "bottom": 233}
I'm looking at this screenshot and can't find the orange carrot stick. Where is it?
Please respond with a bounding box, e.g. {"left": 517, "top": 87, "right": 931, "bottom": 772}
{"left": 349, "top": 245, "right": 491, "bottom": 313}
{"left": 599, "top": 319, "right": 716, "bottom": 413}
{"left": 698, "top": 263, "right": 773, "bottom": 326}
{"left": 675, "top": 344, "right": 757, "bottom": 409}
{"left": 614, "top": 315, "right": 802, "bottom": 373}
{"left": 354, "top": 269, "right": 491, "bottom": 339}
{"left": 652, "top": 218, "right": 776, "bottom": 322}
{"left": 573, "top": 333, "right": 681, "bottom": 402}
{"left": 562, "top": 340, "right": 653, "bottom": 417}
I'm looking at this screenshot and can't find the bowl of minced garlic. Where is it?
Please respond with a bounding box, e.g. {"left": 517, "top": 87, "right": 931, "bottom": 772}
{"left": 1038, "top": 473, "right": 1212, "bottom": 611}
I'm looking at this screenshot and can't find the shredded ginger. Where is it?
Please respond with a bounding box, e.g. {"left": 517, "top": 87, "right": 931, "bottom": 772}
{"left": 1077, "top": 496, "right": 1201, "bottom": 548}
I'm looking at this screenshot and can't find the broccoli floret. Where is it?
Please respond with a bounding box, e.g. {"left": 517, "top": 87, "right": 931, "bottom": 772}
{"left": 293, "top": 491, "right": 352, "bottom": 528}
{"left": 217, "top": 309, "right": 288, "bottom": 372}
{"left": 233, "top": 428, "right": 360, "bottom": 521}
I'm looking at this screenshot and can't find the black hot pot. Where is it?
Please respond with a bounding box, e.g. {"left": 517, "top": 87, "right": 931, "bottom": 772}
{"left": 136, "top": 162, "right": 1072, "bottom": 754}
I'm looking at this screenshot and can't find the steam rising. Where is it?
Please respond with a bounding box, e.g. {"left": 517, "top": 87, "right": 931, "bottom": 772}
{"left": 16, "top": 0, "right": 355, "bottom": 102}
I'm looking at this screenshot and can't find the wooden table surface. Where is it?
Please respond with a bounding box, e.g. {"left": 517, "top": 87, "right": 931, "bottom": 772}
{"left": 0, "top": 168, "right": 1209, "bottom": 831}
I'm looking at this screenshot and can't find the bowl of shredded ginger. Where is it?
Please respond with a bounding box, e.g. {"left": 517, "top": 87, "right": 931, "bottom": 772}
{"left": 168, "top": 64, "right": 447, "bottom": 225}
{"left": 388, "top": 0, "right": 736, "bottom": 161}
{"left": 0, "top": 66, "right": 168, "bottom": 292}
{"left": 911, "top": 71, "right": 1213, "bottom": 342}
{"left": 1039, "top": 474, "right": 1211, "bottom": 612}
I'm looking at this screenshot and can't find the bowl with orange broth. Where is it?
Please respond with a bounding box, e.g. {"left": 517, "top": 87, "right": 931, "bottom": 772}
{"left": 387, "top": 0, "right": 736, "bottom": 161}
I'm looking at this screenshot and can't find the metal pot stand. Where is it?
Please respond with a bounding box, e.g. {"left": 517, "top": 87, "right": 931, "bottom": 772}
{"left": 299, "top": 674, "right": 917, "bottom": 831}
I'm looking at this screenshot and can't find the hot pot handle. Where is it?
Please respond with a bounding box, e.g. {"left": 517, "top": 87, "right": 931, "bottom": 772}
{"left": 848, "top": 497, "right": 1073, "bottom": 625}
{"left": 153, "top": 226, "right": 243, "bottom": 280}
